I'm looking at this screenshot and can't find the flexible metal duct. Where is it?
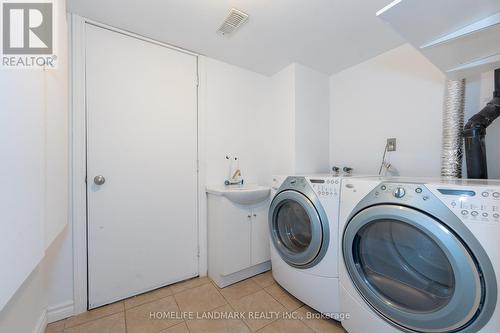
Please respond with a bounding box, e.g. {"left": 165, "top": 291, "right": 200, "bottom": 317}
{"left": 441, "top": 79, "right": 465, "bottom": 178}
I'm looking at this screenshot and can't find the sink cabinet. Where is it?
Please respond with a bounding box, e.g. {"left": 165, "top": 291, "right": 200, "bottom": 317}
{"left": 207, "top": 193, "right": 271, "bottom": 287}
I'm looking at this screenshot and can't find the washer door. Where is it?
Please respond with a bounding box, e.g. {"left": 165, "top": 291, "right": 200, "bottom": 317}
{"left": 269, "top": 190, "right": 329, "bottom": 268}
{"left": 343, "top": 205, "right": 485, "bottom": 333}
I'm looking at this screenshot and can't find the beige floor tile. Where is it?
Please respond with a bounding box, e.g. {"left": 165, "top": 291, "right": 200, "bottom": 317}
{"left": 263, "top": 284, "right": 285, "bottom": 299}
{"left": 158, "top": 322, "right": 190, "bottom": 333}
{"left": 295, "top": 306, "right": 346, "bottom": 333}
{"left": 251, "top": 271, "right": 275, "bottom": 288}
{"left": 124, "top": 286, "right": 173, "bottom": 309}
{"left": 45, "top": 320, "right": 65, "bottom": 333}
{"left": 63, "top": 312, "right": 125, "bottom": 333}
{"left": 174, "top": 283, "right": 227, "bottom": 313}
{"left": 64, "top": 302, "right": 124, "bottom": 328}
{"left": 262, "top": 282, "right": 278, "bottom": 289}
{"left": 170, "top": 276, "right": 211, "bottom": 294}
{"left": 125, "top": 295, "right": 182, "bottom": 333}
{"left": 264, "top": 284, "right": 303, "bottom": 311}
{"left": 257, "top": 318, "right": 313, "bottom": 333}
{"left": 186, "top": 304, "right": 251, "bottom": 333}
{"left": 231, "top": 290, "right": 287, "bottom": 332}
{"left": 220, "top": 279, "right": 262, "bottom": 303}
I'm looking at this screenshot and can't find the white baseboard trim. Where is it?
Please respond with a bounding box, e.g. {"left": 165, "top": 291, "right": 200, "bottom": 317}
{"left": 47, "top": 301, "right": 74, "bottom": 323}
{"left": 211, "top": 261, "right": 271, "bottom": 288}
{"left": 33, "top": 310, "right": 47, "bottom": 333}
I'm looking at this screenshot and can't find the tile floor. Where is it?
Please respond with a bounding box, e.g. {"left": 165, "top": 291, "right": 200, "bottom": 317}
{"left": 45, "top": 271, "right": 346, "bottom": 333}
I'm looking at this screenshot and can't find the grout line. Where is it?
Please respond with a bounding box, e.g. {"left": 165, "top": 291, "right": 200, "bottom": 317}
{"left": 122, "top": 288, "right": 174, "bottom": 311}
{"left": 226, "top": 302, "right": 254, "bottom": 333}
{"left": 123, "top": 306, "right": 128, "bottom": 333}
{"left": 261, "top": 282, "right": 291, "bottom": 311}
{"left": 212, "top": 281, "right": 263, "bottom": 333}
{"left": 62, "top": 309, "right": 125, "bottom": 332}
{"left": 171, "top": 277, "right": 211, "bottom": 295}
{"left": 169, "top": 285, "right": 191, "bottom": 333}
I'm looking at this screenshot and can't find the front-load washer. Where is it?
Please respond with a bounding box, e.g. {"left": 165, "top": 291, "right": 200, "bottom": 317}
{"left": 269, "top": 175, "right": 341, "bottom": 316}
{"left": 339, "top": 177, "right": 500, "bottom": 333}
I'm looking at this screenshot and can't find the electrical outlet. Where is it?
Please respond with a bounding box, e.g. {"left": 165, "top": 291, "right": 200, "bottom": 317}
{"left": 387, "top": 138, "right": 397, "bottom": 152}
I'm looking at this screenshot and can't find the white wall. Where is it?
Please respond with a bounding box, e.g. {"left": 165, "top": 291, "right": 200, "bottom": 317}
{"left": 45, "top": 12, "right": 69, "bottom": 247}
{"left": 203, "top": 59, "right": 330, "bottom": 186}
{"left": 203, "top": 57, "right": 275, "bottom": 186}
{"left": 330, "top": 44, "right": 446, "bottom": 177}
{"left": 45, "top": 228, "right": 74, "bottom": 315}
{"left": 294, "top": 64, "right": 330, "bottom": 174}
{"left": 270, "top": 63, "right": 330, "bottom": 176}
{"left": 44, "top": 3, "right": 73, "bottom": 318}
{"left": 0, "top": 0, "right": 70, "bottom": 330}
{"left": 0, "top": 267, "right": 47, "bottom": 333}
{"left": 270, "top": 65, "right": 295, "bottom": 176}
{"left": 464, "top": 70, "right": 500, "bottom": 179}
{"left": 0, "top": 67, "right": 46, "bottom": 311}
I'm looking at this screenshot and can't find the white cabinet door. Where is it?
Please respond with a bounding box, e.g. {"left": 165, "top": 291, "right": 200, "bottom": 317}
{"left": 251, "top": 201, "right": 271, "bottom": 266}
{"left": 223, "top": 202, "right": 251, "bottom": 275}
{"left": 86, "top": 24, "right": 199, "bottom": 308}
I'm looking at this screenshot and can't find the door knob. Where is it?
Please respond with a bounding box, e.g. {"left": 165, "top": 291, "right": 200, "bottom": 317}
{"left": 94, "top": 175, "right": 106, "bottom": 185}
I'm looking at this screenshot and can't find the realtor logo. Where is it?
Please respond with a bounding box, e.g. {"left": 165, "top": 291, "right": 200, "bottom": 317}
{"left": 1, "top": 0, "right": 56, "bottom": 68}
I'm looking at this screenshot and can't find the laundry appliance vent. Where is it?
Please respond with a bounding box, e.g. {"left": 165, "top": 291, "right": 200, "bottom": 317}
{"left": 217, "top": 8, "right": 249, "bottom": 36}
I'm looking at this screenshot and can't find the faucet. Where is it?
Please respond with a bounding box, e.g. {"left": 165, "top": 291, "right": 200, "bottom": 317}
{"left": 343, "top": 166, "right": 353, "bottom": 176}
{"left": 225, "top": 156, "right": 244, "bottom": 186}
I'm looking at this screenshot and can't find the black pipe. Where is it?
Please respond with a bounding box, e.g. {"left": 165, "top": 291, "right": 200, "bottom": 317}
{"left": 463, "top": 69, "right": 500, "bottom": 179}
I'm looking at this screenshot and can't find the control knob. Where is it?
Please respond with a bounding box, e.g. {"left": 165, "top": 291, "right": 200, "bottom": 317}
{"left": 393, "top": 187, "right": 406, "bottom": 199}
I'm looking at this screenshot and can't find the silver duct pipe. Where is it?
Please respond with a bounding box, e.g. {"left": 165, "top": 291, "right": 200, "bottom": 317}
{"left": 441, "top": 79, "right": 465, "bottom": 178}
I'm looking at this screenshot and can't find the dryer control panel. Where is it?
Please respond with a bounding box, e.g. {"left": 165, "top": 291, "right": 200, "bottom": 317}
{"left": 432, "top": 187, "right": 500, "bottom": 223}
{"left": 373, "top": 182, "right": 431, "bottom": 203}
{"left": 373, "top": 182, "right": 500, "bottom": 223}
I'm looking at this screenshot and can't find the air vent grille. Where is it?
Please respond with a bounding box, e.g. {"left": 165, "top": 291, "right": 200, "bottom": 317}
{"left": 217, "top": 8, "right": 249, "bottom": 36}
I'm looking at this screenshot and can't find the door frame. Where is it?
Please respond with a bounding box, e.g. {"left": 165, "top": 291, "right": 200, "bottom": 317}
{"left": 70, "top": 14, "right": 208, "bottom": 314}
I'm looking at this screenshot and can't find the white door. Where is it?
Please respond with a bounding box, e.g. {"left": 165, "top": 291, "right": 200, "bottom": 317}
{"left": 86, "top": 24, "right": 199, "bottom": 308}
{"left": 222, "top": 201, "right": 251, "bottom": 276}
{"left": 251, "top": 201, "right": 271, "bottom": 266}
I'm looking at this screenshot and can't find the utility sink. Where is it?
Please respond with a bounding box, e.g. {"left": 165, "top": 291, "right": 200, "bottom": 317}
{"left": 206, "top": 185, "right": 271, "bottom": 205}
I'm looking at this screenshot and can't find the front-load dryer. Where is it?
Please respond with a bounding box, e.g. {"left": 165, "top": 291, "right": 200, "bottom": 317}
{"left": 339, "top": 177, "right": 499, "bottom": 333}
{"left": 269, "top": 175, "right": 341, "bottom": 316}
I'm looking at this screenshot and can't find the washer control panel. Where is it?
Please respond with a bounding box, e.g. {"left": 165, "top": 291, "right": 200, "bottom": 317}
{"left": 309, "top": 177, "right": 340, "bottom": 198}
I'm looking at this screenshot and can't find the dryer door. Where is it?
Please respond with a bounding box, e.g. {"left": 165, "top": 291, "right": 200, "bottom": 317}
{"left": 269, "top": 190, "right": 329, "bottom": 268}
{"left": 343, "top": 204, "right": 491, "bottom": 333}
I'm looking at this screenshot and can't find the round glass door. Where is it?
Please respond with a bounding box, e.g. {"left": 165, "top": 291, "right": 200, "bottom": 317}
{"left": 276, "top": 200, "right": 312, "bottom": 253}
{"left": 355, "top": 220, "right": 455, "bottom": 313}
{"left": 343, "top": 205, "right": 484, "bottom": 333}
{"left": 269, "top": 190, "right": 329, "bottom": 268}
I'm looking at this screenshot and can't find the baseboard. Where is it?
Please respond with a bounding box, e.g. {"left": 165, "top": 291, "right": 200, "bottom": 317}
{"left": 33, "top": 310, "right": 47, "bottom": 333}
{"left": 211, "top": 261, "right": 271, "bottom": 288}
{"left": 47, "top": 300, "right": 74, "bottom": 323}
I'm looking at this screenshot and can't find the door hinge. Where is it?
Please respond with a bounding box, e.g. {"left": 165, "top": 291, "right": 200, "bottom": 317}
{"left": 196, "top": 74, "right": 199, "bottom": 87}
{"left": 196, "top": 159, "right": 199, "bottom": 173}
{"left": 197, "top": 245, "right": 200, "bottom": 258}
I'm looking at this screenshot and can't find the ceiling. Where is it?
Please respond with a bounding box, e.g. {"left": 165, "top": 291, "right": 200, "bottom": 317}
{"left": 67, "top": 0, "right": 404, "bottom": 76}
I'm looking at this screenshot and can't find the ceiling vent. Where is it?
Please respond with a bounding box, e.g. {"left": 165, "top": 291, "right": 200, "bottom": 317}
{"left": 217, "top": 8, "right": 249, "bottom": 36}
